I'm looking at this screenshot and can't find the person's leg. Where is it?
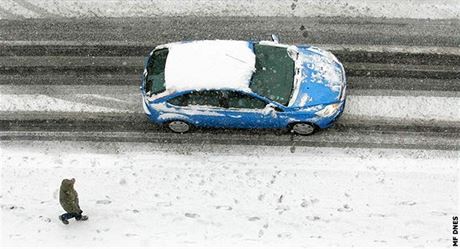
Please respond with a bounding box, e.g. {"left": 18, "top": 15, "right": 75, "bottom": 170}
{"left": 62, "top": 213, "right": 74, "bottom": 219}
{"left": 59, "top": 213, "right": 73, "bottom": 224}
{"left": 60, "top": 212, "right": 88, "bottom": 224}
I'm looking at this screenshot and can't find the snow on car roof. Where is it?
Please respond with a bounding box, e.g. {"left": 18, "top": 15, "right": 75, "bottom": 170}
{"left": 163, "top": 40, "right": 256, "bottom": 92}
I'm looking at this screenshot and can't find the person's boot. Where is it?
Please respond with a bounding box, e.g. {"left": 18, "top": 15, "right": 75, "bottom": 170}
{"left": 59, "top": 215, "right": 69, "bottom": 225}
{"left": 76, "top": 215, "right": 88, "bottom": 221}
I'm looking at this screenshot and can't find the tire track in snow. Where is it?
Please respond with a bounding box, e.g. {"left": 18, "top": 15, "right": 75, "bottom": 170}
{"left": 0, "top": 129, "right": 457, "bottom": 151}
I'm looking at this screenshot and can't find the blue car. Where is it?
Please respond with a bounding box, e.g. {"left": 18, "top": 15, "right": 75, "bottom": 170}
{"left": 140, "top": 37, "right": 346, "bottom": 135}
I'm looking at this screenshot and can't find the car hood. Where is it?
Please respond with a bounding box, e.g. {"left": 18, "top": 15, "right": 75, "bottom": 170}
{"left": 288, "top": 46, "right": 346, "bottom": 108}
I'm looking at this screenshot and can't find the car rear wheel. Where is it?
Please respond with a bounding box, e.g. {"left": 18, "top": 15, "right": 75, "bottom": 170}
{"left": 167, "top": 120, "right": 191, "bottom": 133}
{"left": 290, "top": 122, "right": 316, "bottom": 135}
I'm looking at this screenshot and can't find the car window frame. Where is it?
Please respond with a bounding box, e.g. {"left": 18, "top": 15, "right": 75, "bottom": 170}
{"left": 225, "top": 90, "right": 269, "bottom": 111}
{"left": 166, "top": 89, "right": 283, "bottom": 113}
{"left": 166, "top": 90, "right": 228, "bottom": 110}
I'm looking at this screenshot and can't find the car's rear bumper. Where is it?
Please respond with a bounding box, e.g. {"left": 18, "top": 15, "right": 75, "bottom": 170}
{"left": 142, "top": 98, "right": 164, "bottom": 125}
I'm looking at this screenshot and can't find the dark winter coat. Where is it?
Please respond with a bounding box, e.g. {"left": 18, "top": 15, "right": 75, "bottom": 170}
{"left": 59, "top": 178, "right": 82, "bottom": 214}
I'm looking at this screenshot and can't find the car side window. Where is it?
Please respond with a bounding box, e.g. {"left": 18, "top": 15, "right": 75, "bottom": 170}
{"left": 167, "top": 94, "right": 188, "bottom": 106}
{"left": 168, "top": 90, "right": 226, "bottom": 108}
{"left": 227, "top": 91, "right": 267, "bottom": 109}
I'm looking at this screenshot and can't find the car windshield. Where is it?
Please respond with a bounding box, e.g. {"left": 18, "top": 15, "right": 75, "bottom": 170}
{"left": 250, "top": 44, "right": 295, "bottom": 106}
{"left": 145, "top": 48, "right": 168, "bottom": 95}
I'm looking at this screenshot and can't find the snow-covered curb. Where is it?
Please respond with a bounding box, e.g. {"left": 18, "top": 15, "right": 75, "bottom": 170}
{"left": 0, "top": 0, "right": 459, "bottom": 19}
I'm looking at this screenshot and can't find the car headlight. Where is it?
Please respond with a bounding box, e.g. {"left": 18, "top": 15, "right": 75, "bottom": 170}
{"left": 315, "top": 103, "right": 342, "bottom": 117}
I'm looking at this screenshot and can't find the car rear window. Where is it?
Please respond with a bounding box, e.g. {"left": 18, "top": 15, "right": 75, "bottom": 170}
{"left": 146, "top": 48, "right": 168, "bottom": 94}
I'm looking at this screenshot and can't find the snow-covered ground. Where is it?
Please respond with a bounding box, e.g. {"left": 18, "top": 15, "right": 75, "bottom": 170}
{"left": 0, "top": 0, "right": 459, "bottom": 19}
{"left": 1, "top": 140, "right": 458, "bottom": 247}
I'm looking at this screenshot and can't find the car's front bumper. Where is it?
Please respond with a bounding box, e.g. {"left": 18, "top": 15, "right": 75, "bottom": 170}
{"left": 314, "top": 101, "right": 346, "bottom": 129}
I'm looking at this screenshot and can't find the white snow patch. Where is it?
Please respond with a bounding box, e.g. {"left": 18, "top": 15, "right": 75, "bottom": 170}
{"left": 178, "top": 107, "right": 226, "bottom": 117}
{"left": 142, "top": 98, "right": 151, "bottom": 115}
{"left": 0, "top": 0, "right": 42, "bottom": 18}
{"left": 164, "top": 40, "right": 255, "bottom": 92}
{"left": 299, "top": 53, "right": 343, "bottom": 92}
{"left": 258, "top": 41, "right": 290, "bottom": 48}
{"left": 0, "top": 94, "right": 125, "bottom": 113}
{"left": 156, "top": 113, "right": 185, "bottom": 121}
{"left": 298, "top": 93, "right": 312, "bottom": 107}
{"left": 306, "top": 46, "right": 340, "bottom": 63}
{"left": 153, "top": 103, "right": 226, "bottom": 117}
{"left": 80, "top": 94, "right": 130, "bottom": 104}
{"left": 344, "top": 95, "right": 460, "bottom": 122}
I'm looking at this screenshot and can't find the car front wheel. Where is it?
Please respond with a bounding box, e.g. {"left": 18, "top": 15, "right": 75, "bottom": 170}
{"left": 290, "top": 122, "right": 316, "bottom": 135}
{"left": 166, "top": 120, "right": 191, "bottom": 133}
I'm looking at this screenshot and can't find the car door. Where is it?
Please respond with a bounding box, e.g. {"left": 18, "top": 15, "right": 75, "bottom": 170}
{"left": 166, "top": 90, "right": 229, "bottom": 128}
{"left": 223, "top": 91, "right": 284, "bottom": 129}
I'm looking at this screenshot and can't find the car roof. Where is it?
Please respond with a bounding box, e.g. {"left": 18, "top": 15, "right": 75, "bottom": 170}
{"left": 156, "top": 40, "right": 256, "bottom": 92}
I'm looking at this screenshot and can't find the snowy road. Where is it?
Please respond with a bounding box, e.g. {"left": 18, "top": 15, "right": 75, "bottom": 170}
{"left": 1, "top": 14, "right": 459, "bottom": 247}
{"left": 1, "top": 57, "right": 458, "bottom": 150}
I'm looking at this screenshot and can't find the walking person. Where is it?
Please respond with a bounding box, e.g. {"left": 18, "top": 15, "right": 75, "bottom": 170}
{"left": 59, "top": 178, "right": 88, "bottom": 224}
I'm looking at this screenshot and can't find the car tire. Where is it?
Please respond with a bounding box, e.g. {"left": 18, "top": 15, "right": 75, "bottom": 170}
{"left": 166, "top": 120, "right": 191, "bottom": 133}
{"left": 290, "top": 122, "right": 316, "bottom": 136}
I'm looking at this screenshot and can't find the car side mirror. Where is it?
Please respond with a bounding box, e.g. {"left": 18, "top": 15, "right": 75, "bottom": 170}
{"left": 271, "top": 34, "right": 280, "bottom": 44}
{"left": 263, "top": 103, "right": 283, "bottom": 117}
{"left": 266, "top": 103, "right": 283, "bottom": 112}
